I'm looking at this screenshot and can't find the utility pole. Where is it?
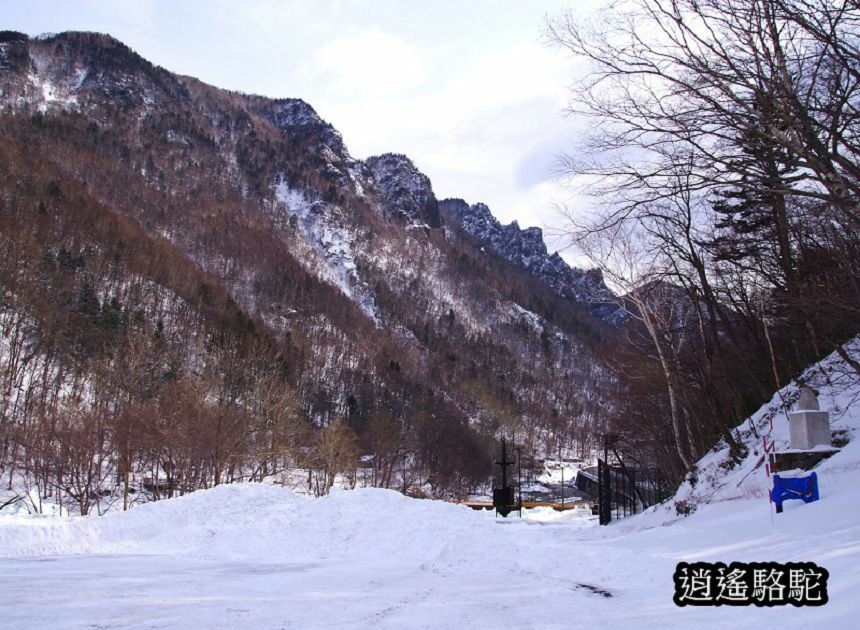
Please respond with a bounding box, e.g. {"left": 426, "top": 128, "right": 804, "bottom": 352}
{"left": 517, "top": 445, "right": 523, "bottom": 517}
{"left": 561, "top": 460, "right": 564, "bottom": 510}
{"left": 493, "top": 437, "right": 516, "bottom": 517}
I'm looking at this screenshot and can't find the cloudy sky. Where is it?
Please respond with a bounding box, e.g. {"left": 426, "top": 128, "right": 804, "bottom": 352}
{"left": 4, "top": 0, "right": 599, "bottom": 254}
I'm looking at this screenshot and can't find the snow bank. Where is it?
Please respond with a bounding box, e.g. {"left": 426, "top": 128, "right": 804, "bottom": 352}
{"left": 0, "top": 485, "right": 487, "bottom": 563}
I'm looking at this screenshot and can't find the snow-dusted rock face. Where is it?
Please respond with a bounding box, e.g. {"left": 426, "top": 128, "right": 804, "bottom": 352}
{"left": 365, "top": 153, "right": 441, "bottom": 228}
{"left": 273, "top": 180, "right": 375, "bottom": 317}
{"left": 254, "top": 98, "right": 348, "bottom": 156}
{"left": 440, "top": 198, "right": 622, "bottom": 322}
{"left": 0, "top": 31, "right": 189, "bottom": 115}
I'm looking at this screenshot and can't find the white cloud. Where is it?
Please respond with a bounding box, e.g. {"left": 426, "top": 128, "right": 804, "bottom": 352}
{"left": 307, "top": 37, "right": 576, "bottom": 203}
{"left": 311, "top": 30, "right": 429, "bottom": 98}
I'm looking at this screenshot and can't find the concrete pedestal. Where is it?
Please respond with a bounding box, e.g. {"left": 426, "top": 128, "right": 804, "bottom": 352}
{"left": 771, "top": 448, "right": 839, "bottom": 473}
{"left": 788, "top": 410, "right": 832, "bottom": 450}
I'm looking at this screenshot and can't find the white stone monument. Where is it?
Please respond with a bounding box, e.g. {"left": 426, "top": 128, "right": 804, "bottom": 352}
{"left": 788, "top": 386, "right": 832, "bottom": 450}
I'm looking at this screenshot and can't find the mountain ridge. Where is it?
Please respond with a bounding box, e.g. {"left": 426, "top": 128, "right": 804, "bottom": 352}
{"left": 0, "top": 30, "right": 615, "bottom": 500}
{"left": 439, "top": 198, "right": 622, "bottom": 322}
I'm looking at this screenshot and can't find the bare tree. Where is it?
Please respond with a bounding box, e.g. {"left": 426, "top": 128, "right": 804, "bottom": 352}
{"left": 547, "top": 0, "right": 860, "bottom": 227}
{"left": 247, "top": 371, "right": 306, "bottom": 480}
{"left": 577, "top": 220, "right": 699, "bottom": 470}
{"left": 307, "top": 420, "right": 358, "bottom": 496}
{"left": 547, "top": 0, "right": 859, "bottom": 479}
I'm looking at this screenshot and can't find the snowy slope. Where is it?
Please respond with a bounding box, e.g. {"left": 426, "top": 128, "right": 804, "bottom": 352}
{"left": 1, "top": 341, "right": 859, "bottom": 629}
{"left": 669, "top": 336, "right": 860, "bottom": 513}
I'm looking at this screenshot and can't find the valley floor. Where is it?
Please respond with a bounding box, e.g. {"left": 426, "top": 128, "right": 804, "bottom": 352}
{"left": 1, "top": 477, "right": 858, "bottom": 629}
{"left": 4, "top": 340, "right": 860, "bottom": 629}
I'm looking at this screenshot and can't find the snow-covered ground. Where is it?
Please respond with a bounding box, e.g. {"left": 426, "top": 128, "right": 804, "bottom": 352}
{"left": 2, "top": 342, "right": 858, "bottom": 628}
{"left": 1, "top": 478, "right": 856, "bottom": 629}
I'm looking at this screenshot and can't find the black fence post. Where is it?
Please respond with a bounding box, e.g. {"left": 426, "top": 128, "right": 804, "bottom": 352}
{"left": 598, "top": 458, "right": 612, "bottom": 525}
{"left": 493, "top": 437, "right": 517, "bottom": 517}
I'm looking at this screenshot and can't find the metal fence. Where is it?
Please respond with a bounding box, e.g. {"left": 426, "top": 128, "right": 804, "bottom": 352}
{"left": 597, "top": 458, "right": 670, "bottom": 525}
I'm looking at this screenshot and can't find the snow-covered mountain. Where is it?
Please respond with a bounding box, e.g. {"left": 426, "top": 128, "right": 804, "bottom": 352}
{"left": 0, "top": 30, "right": 614, "bottom": 500}
{"left": 440, "top": 198, "right": 622, "bottom": 321}
{"left": 365, "top": 153, "right": 441, "bottom": 228}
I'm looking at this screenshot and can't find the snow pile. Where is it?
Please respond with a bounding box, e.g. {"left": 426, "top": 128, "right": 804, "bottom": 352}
{"left": 0, "top": 486, "right": 487, "bottom": 564}
{"left": 539, "top": 457, "right": 587, "bottom": 486}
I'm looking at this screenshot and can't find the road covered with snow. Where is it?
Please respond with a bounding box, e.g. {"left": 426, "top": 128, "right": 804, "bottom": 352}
{"left": 1, "top": 474, "right": 858, "bottom": 629}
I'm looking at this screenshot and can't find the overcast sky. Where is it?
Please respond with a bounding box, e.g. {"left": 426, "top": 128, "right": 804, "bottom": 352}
{"left": 4, "top": 0, "right": 599, "bottom": 256}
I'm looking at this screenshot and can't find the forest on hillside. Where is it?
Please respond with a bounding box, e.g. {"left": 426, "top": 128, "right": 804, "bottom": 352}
{"left": 547, "top": 0, "right": 860, "bottom": 483}
{"left": 0, "top": 31, "right": 611, "bottom": 513}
